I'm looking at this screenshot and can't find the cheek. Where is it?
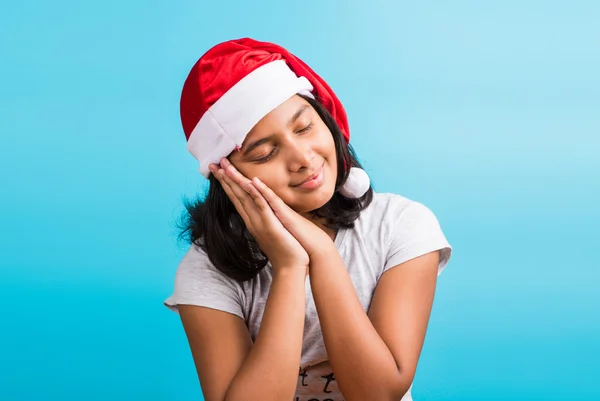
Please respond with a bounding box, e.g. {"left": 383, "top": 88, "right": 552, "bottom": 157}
{"left": 267, "top": 179, "right": 302, "bottom": 209}
{"left": 245, "top": 164, "right": 288, "bottom": 191}
{"left": 261, "top": 176, "right": 288, "bottom": 195}
{"left": 320, "top": 133, "right": 337, "bottom": 170}
{"left": 318, "top": 127, "right": 336, "bottom": 155}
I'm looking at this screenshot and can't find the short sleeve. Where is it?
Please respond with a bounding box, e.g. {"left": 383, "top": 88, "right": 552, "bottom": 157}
{"left": 164, "top": 244, "right": 245, "bottom": 319}
{"left": 384, "top": 200, "right": 452, "bottom": 276}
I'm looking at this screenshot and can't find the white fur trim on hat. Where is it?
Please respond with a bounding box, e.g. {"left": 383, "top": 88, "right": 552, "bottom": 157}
{"left": 187, "top": 60, "right": 314, "bottom": 177}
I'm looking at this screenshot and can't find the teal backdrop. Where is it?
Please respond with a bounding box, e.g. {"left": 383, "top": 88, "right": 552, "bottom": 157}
{"left": 1, "top": 1, "right": 598, "bottom": 400}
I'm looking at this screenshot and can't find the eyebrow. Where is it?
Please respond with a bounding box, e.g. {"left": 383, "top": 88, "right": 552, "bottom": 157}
{"left": 289, "top": 104, "right": 309, "bottom": 126}
{"left": 242, "top": 136, "right": 272, "bottom": 156}
{"left": 242, "top": 105, "right": 309, "bottom": 156}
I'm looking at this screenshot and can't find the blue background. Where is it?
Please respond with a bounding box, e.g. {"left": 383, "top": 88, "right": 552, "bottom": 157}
{"left": 1, "top": 1, "right": 599, "bottom": 400}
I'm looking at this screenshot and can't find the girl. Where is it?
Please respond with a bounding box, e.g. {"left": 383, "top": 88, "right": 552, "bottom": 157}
{"left": 165, "top": 38, "right": 452, "bottom": 401}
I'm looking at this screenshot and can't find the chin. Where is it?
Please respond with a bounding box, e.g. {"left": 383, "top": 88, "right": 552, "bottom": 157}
{"left": 290, "top": 185, "right": 336, "bottom": 214}
{"left": 286, "top": 162, "right": 337, "bottom": 213}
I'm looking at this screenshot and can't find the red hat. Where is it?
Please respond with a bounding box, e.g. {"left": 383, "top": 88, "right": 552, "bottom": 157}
{"left": 179, "top": 37, "right": 369, "bottom": 198}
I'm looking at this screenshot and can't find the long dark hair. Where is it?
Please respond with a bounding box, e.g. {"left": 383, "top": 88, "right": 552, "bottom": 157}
{"left": 176, "top": 94, "right": 373, "bottom": 282}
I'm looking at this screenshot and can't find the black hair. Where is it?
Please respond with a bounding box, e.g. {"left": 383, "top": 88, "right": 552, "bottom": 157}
{"left": 175, "top": 94, "right": 373, "bottom": 282}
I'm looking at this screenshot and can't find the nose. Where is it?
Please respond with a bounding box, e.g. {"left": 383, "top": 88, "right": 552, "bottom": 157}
{"left": 285, "top": 138, "right": 313, "bottom": 172}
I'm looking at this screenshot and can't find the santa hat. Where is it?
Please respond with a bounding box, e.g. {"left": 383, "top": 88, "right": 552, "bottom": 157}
{"left": 179, "top": 37, "right": 370, "bottom": 198}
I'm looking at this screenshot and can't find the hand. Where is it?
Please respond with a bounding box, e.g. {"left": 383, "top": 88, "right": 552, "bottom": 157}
{"left": 214, "top": 160, "right": 333, "bottom": 258}
{"left": 251, "top": 177, "right": 334, "bottom": 259}
{"left": 210, "top": 158, "right": 310, "bottom": 270}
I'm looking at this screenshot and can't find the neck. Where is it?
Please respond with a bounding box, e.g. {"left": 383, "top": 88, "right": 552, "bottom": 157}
{"left": 303, "top": 213, "right": 337, "bottom": 242}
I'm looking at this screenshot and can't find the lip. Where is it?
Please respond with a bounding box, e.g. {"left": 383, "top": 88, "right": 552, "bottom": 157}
{"left": 294, "top": 164, "right": 325, "bottom": 190}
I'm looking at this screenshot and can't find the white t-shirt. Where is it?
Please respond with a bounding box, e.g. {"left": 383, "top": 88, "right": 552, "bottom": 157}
{"left": 165, "top": 192, "right": 452, "bottom": 401}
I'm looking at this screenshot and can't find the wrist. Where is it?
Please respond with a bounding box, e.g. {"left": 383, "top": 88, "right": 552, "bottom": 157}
{"left": 271, "top": 265, "right": 309, "bottom": 280}
{"left": 308, "top": 239, "right": 337, "bottom": 261}
{"left": 303, "top": 229, "right": 333, "bottom": 255}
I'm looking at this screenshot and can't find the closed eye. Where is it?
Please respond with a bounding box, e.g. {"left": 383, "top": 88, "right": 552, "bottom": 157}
{"left": 253, "top": 148, "right": 277, "bottom": 163}
{"left": 297, "top": 122, "right": 313, "bottom": 134}
{"left": 251, "top": 122, "right": 312, "bottom": 163}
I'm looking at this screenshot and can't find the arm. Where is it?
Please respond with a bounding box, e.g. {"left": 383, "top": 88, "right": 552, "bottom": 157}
{"left": 179, "top": 159, "right": 312, "bottom": 401}
{"left": 246, "top": 176, "right": 445, "bottom": 400}
{"left": 179, "top": 266, "right": 307, "bottom": 401}
{"left": 309, "top": 247, "right": 439, "bottom": 401}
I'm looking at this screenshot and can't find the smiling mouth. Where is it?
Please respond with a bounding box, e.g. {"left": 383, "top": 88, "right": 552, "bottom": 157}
{"left": 293, "top": 164, "right": 325, "bottom": 189}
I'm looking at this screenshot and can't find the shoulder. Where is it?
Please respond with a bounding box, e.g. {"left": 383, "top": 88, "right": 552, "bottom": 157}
{"left": 382, "top": 192, "right": 443, "bottom": 228}
{"left": 174, "top": 243, "right": 243, "bottom": 289}
{"left": 359, "top": 192, "right": 428, "bottom": 227}
{"left": 360, "top": 192, "right": 453, "bottom": 275}
{"left": 174, "top": 242, "right": 219, "bottom": 280}
{"left": 165, "top": 242, "right": 246, "bottom": 317}
{"left": 372, "top": 192, "right": 413, "bottom": 212}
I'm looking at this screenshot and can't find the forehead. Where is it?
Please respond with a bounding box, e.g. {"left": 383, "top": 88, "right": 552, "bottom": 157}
{"left": 244, "top": 95, "right": 311, "bottom": 141}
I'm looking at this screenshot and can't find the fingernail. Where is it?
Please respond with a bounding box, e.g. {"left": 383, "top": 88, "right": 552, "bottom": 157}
{"left": 221, "top": 158, "right": 229, "bottom": 166}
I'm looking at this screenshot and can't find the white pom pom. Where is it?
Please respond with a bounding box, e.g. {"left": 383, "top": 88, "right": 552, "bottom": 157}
{"left": 339, "top": 167, "right": 370, "bottom": 198}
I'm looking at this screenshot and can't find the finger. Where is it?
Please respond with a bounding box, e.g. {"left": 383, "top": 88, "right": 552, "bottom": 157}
{"left": 217, "top": 160, "right": 275, "bottom": 217}
{"left": 244, "top": 182, "right": 293, "bottom": 236}
{"left": 219, "top": 168, "right": 254, "bottom": 207}
{"left": 211, "top": 164, "right": 255, "bottom": 223}
{"left": 221, "top": 158, "right": 253, "bottom": 190}
{"left": 252, "top": 177, "right": 289, "bottom": 215}
{"left": 245, "top": 181, "right": 272, "bottom": 213}
{"left": 219, "top": 169, "right": 269, "bottom": 227}
{"left": 215, "top": 169, "right": 251, "bottom": 222}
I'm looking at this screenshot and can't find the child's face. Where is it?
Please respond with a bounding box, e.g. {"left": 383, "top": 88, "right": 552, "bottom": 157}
{"left": 228, "top": 95, "right": 338, "bottom": 214}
